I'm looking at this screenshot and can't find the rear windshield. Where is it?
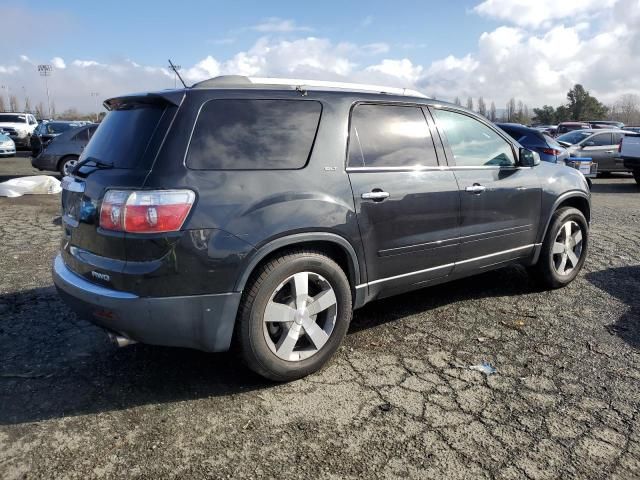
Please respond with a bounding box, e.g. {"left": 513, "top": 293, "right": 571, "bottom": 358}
{"left": 81, "top": 104, "right": 164, "bottom": 168}
{"left": 0, "top": 114, "right": 26, "bottom": 123}
{"left": 186, "top": 99, "right": 322, "bottom": 170}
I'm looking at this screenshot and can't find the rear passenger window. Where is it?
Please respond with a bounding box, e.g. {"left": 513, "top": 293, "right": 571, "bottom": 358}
{"left": 589, "top": 133, "right": 612, "bottom": 146}
{"left": 72, "top": 129, "right": 89, "bottom": 142}
{"left": 348, "top": 104, "right": 437, "bottom": 168}
{"left": 187, "top": 99, "right": 322, "bottom": 170}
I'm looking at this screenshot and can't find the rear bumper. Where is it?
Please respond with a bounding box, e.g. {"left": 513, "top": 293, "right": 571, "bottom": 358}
{"left": 31, "top": 152, "right": 58, "bottom": 171}
{"left": 52, "top": 254, "right": 241, "bottom": 352}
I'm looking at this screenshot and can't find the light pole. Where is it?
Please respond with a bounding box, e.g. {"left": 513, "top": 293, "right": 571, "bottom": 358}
{"left": 37, "top": 64, "right": 53, "bottom": 118}
{"left": 0, "top": 85, "right": 9, "bottom": 111}
{"left": 90, "top": 92, "right": 100, "bottom": 122}
{"left": 168, "top": 64, "right": 181, "bottom": 88}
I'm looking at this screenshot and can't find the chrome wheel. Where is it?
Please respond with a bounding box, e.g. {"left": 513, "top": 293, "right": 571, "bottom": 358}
{"left": 552, "top": 220, "right": 583, "bottom": 276}
{"left": 62, "top": 158, "right": 78, "bottom": 176}
{"left": 263, "top": 271, "right": 338, "bottom": 361}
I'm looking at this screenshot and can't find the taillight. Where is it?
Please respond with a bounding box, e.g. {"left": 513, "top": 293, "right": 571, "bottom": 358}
{"left": 100, "top": 189, "right": 195, "bottom": 233}
{"left": 542, "top": 148, "right": 562, "bottom": 156}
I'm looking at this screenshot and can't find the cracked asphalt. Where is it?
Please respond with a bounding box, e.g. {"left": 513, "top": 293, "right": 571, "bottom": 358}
{"left": 1, "top": 153, "right": 639, "bottom": 479}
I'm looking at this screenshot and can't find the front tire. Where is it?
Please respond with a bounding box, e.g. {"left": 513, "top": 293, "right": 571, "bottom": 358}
{"left": 529, "top": 207, "right": 589, "bottom": 289}
{"left": 236, "top": 250, "right": 352, "bottom": 381}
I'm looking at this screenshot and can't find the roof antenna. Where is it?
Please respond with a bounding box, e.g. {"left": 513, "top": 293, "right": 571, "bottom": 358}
{"left": 168, "top": 59, "right": 187, "bottom": 88}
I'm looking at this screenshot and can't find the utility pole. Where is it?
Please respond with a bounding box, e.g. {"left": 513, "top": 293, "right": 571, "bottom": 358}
{"left": 90, "top": 92, "right": 100, "bottom": 122}
{"left": 37, "top": 64, "right": 53, "bottom": 118}
{"left": 168, "top": 63, "right": 181, "bottom": 88}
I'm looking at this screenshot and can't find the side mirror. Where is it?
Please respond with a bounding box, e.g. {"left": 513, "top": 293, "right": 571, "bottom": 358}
{"left": 519, "top": 148, "right": 540, "bottom": 167}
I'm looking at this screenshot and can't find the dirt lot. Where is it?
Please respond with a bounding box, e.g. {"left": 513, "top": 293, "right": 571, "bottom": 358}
{"left": 1, "top": 152, "right": 639, "bottom": 479}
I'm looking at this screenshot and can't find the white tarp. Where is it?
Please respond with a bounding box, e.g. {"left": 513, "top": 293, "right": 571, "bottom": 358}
{"left": 0, "top": 175, "right": 62, "bottom": 198}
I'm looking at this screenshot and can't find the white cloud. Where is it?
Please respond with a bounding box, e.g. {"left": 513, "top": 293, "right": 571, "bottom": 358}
{"left": 51, "top": 57, "right": 66, "bottom": 69}
{"left": 251, "top": 17, "right": 312, "bottom": 33}
{"left": 473, "top": 0, "right": 618, "bottom": 28}
{"left": 2, "top": 0, "right": 640, "bottom": 113}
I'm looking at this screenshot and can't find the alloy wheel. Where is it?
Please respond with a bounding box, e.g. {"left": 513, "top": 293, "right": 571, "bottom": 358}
{"left": 62, "top": 159, "right": 78, "bottom": 176}
{"left": 552, "top": 220, "right": 584, "bottom": 276}
{"left": 262, "top": 271, "right": 338, "bottom": 361}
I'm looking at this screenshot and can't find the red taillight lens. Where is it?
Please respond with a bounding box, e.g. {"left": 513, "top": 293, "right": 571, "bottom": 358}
{"left": 100, "top": 190, "right": 195, "bottom": 233}
{"left": 542, "top": 148, "right": 562, "bottom": 156}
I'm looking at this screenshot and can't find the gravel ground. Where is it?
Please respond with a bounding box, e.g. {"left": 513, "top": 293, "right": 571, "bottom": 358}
{"left": 1, "top": 153, "right": 639, "bottom": 479}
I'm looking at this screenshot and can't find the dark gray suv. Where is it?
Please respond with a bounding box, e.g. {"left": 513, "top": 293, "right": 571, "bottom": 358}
{"left": 53, "top": 77, "right": 591, "bottom": 381}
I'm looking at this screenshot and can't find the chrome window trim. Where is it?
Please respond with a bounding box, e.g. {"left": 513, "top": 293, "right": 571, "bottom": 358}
{"left": 355, "top": 244, "right": 537, "bottom": 289}
{"left": 346, "top": 165, "right": 527, "bottom": 173}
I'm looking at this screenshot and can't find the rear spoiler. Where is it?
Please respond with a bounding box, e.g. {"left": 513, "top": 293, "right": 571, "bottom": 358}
{"left": 103, "top": 91, "right": 184, "bottom": 111}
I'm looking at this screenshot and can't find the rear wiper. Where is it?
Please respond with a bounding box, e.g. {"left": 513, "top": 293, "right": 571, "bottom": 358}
{"left": 71, "top": 156, "right": 114, "bottom": 176}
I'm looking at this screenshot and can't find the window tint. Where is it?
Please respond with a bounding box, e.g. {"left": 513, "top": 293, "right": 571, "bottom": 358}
{"left": 347, "top": 104, "right": 437, "bottom": 168}
{"left": 82, "top": 104, "right": 164, "bottom": 168}
{"left": 612, "top": 132, "right": 624, "bottom": 144}
{"left": 72, "top": 128, "right": 89, "bottom": 142}
{"left": 433, "top": 109, "right": 515, "bottom": 167}
{"left": 88, "top": 125, "right": 97, "bottom": 139}
{"left": 187, "top": 99, "right": 321, "bottom": 170}
{"left": 588, "top": 133, "right": 612, "bottom": 146}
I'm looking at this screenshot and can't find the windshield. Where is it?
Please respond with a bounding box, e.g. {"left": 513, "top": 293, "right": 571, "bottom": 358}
{"left": 0, "top": 133, "right": 10, "bottom": 141}
{"left": 81, "top": 104, "right": 164, "bottom": 168}
{"left": 0, "top": 114, "right": 26, "bottom": 123}
{"left": 544, "top": 134, "right": 564, "bottom": 149}
{"left": 556, "top": 131, "right": 592, "bottom": 145}
{"left": 43, "top": 122, "right": 81, "bottom": 134}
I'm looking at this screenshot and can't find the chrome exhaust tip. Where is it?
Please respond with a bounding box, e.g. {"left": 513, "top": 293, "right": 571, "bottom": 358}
{"left": 107, "top": 332, "right": 137, "bottom": 348}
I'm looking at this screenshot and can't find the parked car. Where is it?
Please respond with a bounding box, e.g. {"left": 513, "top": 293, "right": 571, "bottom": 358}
{"left": 556, "top": 129, "right": 634, "bottom": 174}
{"left": 496, "top": 123, "right": 569, "bottom": 164}
{"left": 588, "top": 120, "right": 624, "bottom": 129}
{"left": 0, "top": 131, "right": 16, "bottom": 157}
{"left": 52, "top": 76, "right": 591, "bottom": 381}
{"left": 30, "top": 121, "right": 85, "bottom": 157}
{"left": 0, "top": 113, "right": 38, "bottom": 147}
{"left": 557, "top": 122, "right": 591, "bottom": 135}
{"left": 31, "top": 123, "right": 98, "bottom": 175}
{"left": 624, "top": 126, "right": 640, "bottom": 134}
{"left": 619, "top": 133, "right": 640, "bottom": 184}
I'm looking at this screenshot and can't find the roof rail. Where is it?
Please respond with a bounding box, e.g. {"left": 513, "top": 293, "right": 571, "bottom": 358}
{"left": 191, "top": 75, "right": 429, "bottom": 98}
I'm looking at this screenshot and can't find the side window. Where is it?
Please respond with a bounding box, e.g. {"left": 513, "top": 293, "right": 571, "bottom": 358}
{"left": 612, "top": 132, "right": 624, "bottom": 145}
{"left": 588, "top": 133, "right": 612, "bottom": 146}
{"left": 186, "top": 99, "right": 322, "bottom": 170}
{"left": 347, "top": 104, "right": 438, "bottom": 168}
{"left": 433, "top": 109, "right": 515, "bottom": 167}
{"left": 72, "top": 129, "right": 89, "bottom": 142}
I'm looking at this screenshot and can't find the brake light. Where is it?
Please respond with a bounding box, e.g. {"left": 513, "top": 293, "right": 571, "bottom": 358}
{"left": 100, "top": 189, "right": 195, "bottom": 233}
{"left": 542, "top": 148, "right": 562, "bottom": 156}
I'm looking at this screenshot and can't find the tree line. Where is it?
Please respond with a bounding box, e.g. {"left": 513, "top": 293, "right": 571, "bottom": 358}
{"left": 447, "top": 84, "right": 639, "bottom": 126}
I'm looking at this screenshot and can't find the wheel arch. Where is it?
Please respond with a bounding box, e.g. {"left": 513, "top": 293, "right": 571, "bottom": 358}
{"left": 234, "top": 233, "right": 365, "bottom": 308}
{"left": 539, "top": 191, "right": 591, "bottom": 244}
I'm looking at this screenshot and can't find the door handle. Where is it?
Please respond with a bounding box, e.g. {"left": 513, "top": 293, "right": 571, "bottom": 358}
{"left": 465, "top": 184, "right": 486, "bottom": 194}
{"left": 605, "top": 150, "right": 615, "bottom": 154}
{"left": 361, "top": 190, "right": 390, "bottom": 201}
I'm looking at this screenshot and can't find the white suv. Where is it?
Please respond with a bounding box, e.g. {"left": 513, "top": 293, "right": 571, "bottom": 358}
{"left": 0, "top": 113, "right": 38, "bottom": 147}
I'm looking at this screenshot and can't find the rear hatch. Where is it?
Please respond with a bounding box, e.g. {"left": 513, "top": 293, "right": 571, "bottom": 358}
{"left": 60, "top": 92, "right": 182, "bottom": 290}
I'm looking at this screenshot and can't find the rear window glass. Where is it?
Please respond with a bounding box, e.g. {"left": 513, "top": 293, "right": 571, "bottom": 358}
{"left": 0, "top": 114, "right": 26, "bottom": 123}
{"left": 82, "top": 104, "right": 164, "bottom": 168}
{"left": 187, "top": 99, "right": 322, "bottom": 170}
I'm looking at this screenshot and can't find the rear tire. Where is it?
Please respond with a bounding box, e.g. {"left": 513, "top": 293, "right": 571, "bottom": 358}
{"left": 236, "top": 250, "right": 352, "bottom": 381}
{"left": 59, "top": 155, "right": 79, "bottom": 176}
{"left": 529, "top": 207, "right": 588, "bottom": 289}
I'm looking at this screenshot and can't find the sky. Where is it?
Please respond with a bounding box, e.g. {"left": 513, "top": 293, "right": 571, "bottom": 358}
{"left": 2, "top": 0, "right": 640, "bottom": 113}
